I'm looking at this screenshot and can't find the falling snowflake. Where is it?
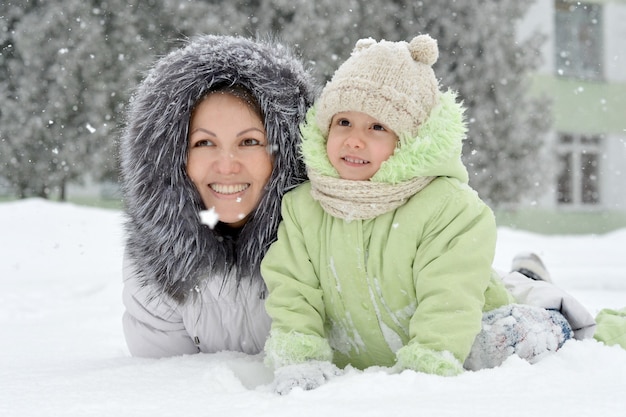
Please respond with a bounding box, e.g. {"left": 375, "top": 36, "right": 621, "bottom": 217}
{"left": 199, "top": 208, "right": 219, "bottom": 229}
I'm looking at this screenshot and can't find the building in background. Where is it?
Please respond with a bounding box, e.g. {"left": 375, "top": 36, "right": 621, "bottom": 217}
{"left": 519, "top": 0, "right": 626, "bottom": 215}
{"left": 503, "top": 0, "right": 626, "bottom": 233}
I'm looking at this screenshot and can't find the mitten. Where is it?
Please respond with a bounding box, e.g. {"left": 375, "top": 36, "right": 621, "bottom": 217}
{"left": 594, "top": 307, "right": 626, "bottom": 349}
{"left": 272, "top": 360, "right": 342, "bottom": 395}
{"left": 464, "top": 304, "right": 572, "bottom": 371}
{"left": 264, "top": 330, "right": 333, "bottom": 369}
{"left": 395, "top": 342, "right": 464, "bottom": 376}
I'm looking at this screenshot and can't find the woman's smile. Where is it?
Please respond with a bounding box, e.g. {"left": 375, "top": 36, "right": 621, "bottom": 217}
{"left": 209, "top": 183, "right": 250, "bottom": 195}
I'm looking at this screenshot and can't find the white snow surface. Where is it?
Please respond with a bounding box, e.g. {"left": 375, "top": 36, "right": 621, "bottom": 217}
{"left": 1, "top": 198, "right": 625, "bottom": 416}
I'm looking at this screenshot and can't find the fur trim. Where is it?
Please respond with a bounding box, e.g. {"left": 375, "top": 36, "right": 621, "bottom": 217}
{"left": 396, "top": 342, "right": 464, "bottom": 376}
{"left": 299, "top": 108, "right": 338, "bottom": 178}
{"left": 300, "top": 90, "right": 468, "bottom": 185}
{"left": 119, "top": 35, "right": 317, "bottom": 303}
{"left": 264, "top": 330, "right": 333, "bottom": 369}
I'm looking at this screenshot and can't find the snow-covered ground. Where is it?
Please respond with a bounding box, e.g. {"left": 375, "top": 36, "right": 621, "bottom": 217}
{"left": 1, "top": 199, "right": 625, "bottom": 416}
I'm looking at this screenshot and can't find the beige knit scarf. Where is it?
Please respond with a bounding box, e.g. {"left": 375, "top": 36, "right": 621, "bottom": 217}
{"left": 308, "top": 169, "right": 435, "bottom": 221}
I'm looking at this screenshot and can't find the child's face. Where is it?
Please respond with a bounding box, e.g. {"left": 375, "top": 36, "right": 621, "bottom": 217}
{"left": 326, "top": 111, "right": 398, "bottom": 181}
{"left": 187, "top": 92, "right": 272, "bottom": 227}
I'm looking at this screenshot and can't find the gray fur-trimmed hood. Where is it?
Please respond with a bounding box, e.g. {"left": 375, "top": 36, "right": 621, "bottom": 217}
{"left": 119, "top": 34, "right": 317, "bottom": 303}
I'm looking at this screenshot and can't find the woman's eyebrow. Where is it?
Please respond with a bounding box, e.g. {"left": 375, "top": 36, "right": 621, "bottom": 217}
{"left": 190, "top": 127, "right": 216, "bottom": 136}
{"left": 237, "top": 127, "right": 265, "bottom": 137}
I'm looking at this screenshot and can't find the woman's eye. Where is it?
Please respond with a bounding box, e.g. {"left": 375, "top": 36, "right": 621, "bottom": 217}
{"left": 193, "top": 139, "right": 214, "bottom": 147}
{"left": 241, "top": 138, "right": 262, "bottom": 146}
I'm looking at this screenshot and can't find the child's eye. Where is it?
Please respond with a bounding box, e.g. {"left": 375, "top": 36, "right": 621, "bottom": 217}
{"left": 337, "top": 118, "right": 351, "bottom": 127}
{"left": 371, "top": 123, "right": 386, "bottom": 131}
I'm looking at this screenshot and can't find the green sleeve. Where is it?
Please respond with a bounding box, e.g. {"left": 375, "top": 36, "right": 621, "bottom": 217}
{"left": 407, "top": 183, "right": 496, "bottom": 363}
{"left": 261, "top": 188, "right": 331, "bottom": 366}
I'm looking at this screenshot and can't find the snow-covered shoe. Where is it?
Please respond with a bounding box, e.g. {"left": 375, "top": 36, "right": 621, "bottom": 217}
{"left": 511, "top": 252, "right": 552, "bottom": 283}
{"left": 464, "top": 304, "right": 572, "bottom": 371}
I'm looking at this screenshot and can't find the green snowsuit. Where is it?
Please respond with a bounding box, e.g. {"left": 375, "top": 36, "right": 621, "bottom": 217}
{"left": 262, "top": 92, "right": 513, "bottom": 374}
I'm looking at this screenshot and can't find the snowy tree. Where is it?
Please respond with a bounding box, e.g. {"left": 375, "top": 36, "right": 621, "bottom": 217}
{"left": 235, "top": 0, "right": 363, "bottom": 80}
{"left": 1, "top": 0, "right": 550, "bottom": 206}
{"left": 393, "top": 0, "right": 552, "bottom": 206}
{"left": 0, "top": 1, "right": 114, "bottom": 198}
{"left": 0, "top": 2, "right": 40, "bottom": 197}
{"left": 226, "top": 0, "right": 405, "bottom": 81}
{"left": 0, "top": 0, "right": 237, "bottom": 199}
{"left": 237, "top": 0, "right": 551, "bottom": 206}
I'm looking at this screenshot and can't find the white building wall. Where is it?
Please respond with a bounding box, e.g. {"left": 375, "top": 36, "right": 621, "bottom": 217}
{"left": 602, "top": 135, "right": 626, "bottom": 209}
{"left": 604, "top": 3, "right": 626, "bottom": 82}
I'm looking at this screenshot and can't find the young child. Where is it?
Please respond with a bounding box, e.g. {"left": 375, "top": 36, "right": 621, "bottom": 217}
{"left": 260, "top": 35, "right": 594, "bottom": 394}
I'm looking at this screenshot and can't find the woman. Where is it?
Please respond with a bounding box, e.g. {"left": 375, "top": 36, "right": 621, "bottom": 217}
{"left": 119, "top": 34, "right": 316, "bottom": 358}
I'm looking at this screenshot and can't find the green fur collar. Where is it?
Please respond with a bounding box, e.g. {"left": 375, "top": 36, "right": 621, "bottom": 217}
{"left": 300, "top": 90, "right": 469, "bottom": 185}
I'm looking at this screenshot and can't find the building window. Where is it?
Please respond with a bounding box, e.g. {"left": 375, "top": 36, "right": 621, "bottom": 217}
{"left": 556, "top": 133, "right": 602, "bottom": 206}
{"left": 554, "top": 0, "right": 603, "bottom": 81}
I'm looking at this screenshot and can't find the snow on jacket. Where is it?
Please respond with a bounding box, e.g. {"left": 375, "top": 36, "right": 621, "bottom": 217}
{"left": 262, "top": 92, "right": 513, "bottom": 373}
{"left": 120, "top": 35, "right": 316, "bottom": 358}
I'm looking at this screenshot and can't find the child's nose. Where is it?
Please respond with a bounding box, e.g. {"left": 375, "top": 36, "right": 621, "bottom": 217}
{"left": 344, "top": 134, "right": 365, "bottom": 149}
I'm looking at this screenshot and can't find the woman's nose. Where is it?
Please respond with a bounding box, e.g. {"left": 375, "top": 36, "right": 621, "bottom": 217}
{"left": 213, "top": 150, "right": 241, "bottom": 174}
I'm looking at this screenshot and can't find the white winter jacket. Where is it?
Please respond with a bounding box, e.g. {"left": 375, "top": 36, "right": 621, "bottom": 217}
{"left": 122, "top": 253, "right": 271, "bottom": 357}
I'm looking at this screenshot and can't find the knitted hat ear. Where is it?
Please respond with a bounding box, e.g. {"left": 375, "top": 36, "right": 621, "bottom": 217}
{"left": 315, "top": 34, "right": 441, "bottom": 139}
{"left": 409, "top": 35, "right": 438, "bottom": 66}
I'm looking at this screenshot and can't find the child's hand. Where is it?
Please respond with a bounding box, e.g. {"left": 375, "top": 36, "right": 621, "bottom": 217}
{"left": 272, "top": 360, "right": 342, "bottom": 395}
{"left": 395, "top": 343, "right": 464, "bottom": 376}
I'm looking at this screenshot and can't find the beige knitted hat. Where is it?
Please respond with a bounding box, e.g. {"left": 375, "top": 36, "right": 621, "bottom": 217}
{"left": 316, "top": 35, "right": 440, "bottom": 138}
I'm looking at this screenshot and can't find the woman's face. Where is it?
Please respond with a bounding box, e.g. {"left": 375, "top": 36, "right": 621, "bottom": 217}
{"left": 187, "top": 92, "right": 272, "bottom": 228}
